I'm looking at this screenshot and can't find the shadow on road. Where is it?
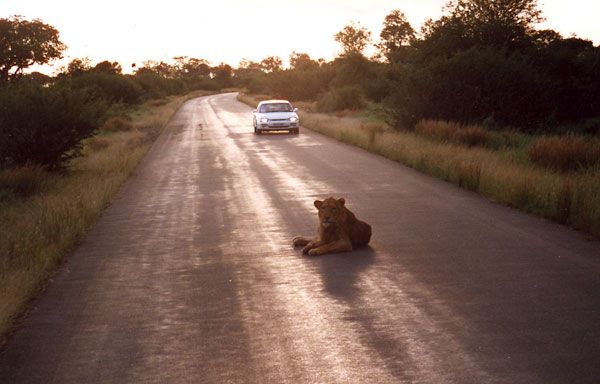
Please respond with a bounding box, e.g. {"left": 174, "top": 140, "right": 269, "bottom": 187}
{"left": 313, "top": 246, "right": 376, "bottom": 302}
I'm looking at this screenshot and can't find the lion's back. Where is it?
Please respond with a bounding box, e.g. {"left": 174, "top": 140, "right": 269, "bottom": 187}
{"left": 350, "top": 219, "right": 371, "bottom": 248}
{"left": 342, "top": 208, "right": 371, "bottom": 249}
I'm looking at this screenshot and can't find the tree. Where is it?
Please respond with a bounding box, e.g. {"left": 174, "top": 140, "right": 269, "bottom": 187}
{"left": 289, "top": 52, "right": 319, "bottom": 70}
{"left": 334, "top": 23, "right": 372, "bottom": 56}
{"left": 64, "top": 57, "right": 92, "bottom": 76}
{"left": 234, "top": 59, "right": 267, "bottom": 93}
{"left": 260, "top": 56, "right": 283, "bottom": 73}
{"left": 140, "top": 60, "right": 177, "bottom": 78}
{"left": 212, "top": 63, "right": 233, "bottom": 87}
{"left": 419, "top": 0, "right": 544, "bottom": 55}
{"left": 174, "top": 56, "right": 211, "bottom": 78}
{"left": 0, "top": 15, "right": 66, "bottom": 83}
{"left": 0, "top": 81, "right": 105, "bottom": 168}
{"left": 447, "top": 0, "right": 543, "bottom": 30}
{"left": 377, "top": 10, "right": 416, "bottom": 60}
{"left": 92, "top": 60, "right": 122, "bottom": 75}
{"left": 238, "top": 59, "right": 263, "bottom": 71}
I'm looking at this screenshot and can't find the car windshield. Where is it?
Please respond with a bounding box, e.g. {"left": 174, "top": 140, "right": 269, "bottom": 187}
{"left": 259, "top": 103, "right": 293, "bottom": 113}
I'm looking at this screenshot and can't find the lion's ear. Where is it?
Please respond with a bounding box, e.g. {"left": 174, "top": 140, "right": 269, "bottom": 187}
{"left": 314, "top": 200, "right": 323, "bottom": 209}
{"left": 338, "top": 198, "right": 345, "bottom": 206}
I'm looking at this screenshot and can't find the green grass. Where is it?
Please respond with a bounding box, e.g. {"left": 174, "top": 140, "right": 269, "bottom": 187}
{"left": 239, "top": 92, "right": 600, "bottom": 239}
{"left": 0, "top": 90, "right": 214, "bottom": 339}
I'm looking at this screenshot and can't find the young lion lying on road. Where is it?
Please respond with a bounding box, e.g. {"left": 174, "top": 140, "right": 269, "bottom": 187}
{"left": 293, "top": 197, "right": 372, "bottom": 256}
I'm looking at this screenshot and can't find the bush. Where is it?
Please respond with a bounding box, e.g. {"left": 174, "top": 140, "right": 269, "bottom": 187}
{"left": 268, "top": 67, "right": 334, "bottom": 101}
{"left": 454, "top": 127, "right": 490, "bottom": 147}
{"left": 415, "top": 120, "right": 490, "bottom": 147}
{"left": 102, "top": 116, "right": 134, "bottom": 132}
{"left": 384, "top": 48, "right": 553, "bottom": 130}
{"left": 331, "top": 55, "right": 389, "bottom": 102}
{"left": 186, "top": 77, "right": 220, "bottom": 92}
{"left": 382, "top": 63, "right": 434, "bottom": 128}
{"left": 132, "top": 70, "right": 185, "bottom": 99}
{"left": 84, "top": 136, "right": 111, "bottom": 151}
{"left": 69, "top": 72, "right": 143, "bottom": 104}
{"left": 316, "top": 86, "right": 367, "bottom": 112}
{"left": 0, "top": 164, "right": 50, "bottom": 197}
{"left": 529, "top": 135, "right": 600, "bottom": 172}
{"left": 0, "top": 81, "right": 106, "bottom": 169}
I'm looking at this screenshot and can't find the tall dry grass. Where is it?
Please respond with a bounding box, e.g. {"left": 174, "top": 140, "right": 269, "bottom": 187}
{"left": 414, "top": 119, "right": 532, "bottom": 150}
{"left": 238, "top": 93, "right": 600, "bottom": 238}
{"left": 0, "top": 164, "right": 53, "bottom": 198}
{"left": 529, "top": 135, "right": 600, "bottom": 172}
{"left": 415, "top": 120, "right": 491, "bottom": 147}
{"left": 0, "top": 90, "right": 214, "bottom": 338}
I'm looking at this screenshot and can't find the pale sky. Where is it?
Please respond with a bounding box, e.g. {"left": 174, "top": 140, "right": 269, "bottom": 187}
{"left": 2, "top": 0, "right": 599, "bottom": 74}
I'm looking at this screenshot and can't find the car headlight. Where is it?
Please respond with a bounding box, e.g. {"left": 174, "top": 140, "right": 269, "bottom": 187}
{"left": 260, "top": 117, "right": 269, "bottom": 123}
{"left": 289, "top": 117, "right": 299, "bottom": 123}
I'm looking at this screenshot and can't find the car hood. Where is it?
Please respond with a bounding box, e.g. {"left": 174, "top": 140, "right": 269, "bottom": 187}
{"left": 256, "top": 112, "right": 298, "bottom": 120}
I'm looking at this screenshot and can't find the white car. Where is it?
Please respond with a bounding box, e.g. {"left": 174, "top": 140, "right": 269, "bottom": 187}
{"left": 253, "top": 100, "right": 300, "bottom": 134}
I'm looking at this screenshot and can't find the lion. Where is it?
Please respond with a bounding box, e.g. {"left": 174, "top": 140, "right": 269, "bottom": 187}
{"left": 293, "top": 197, "right": 372, "bottom": 256}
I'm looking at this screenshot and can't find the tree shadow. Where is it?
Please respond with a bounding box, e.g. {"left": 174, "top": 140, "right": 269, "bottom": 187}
{"left": 313, "top": 246, "right": 376, "bottom": 302}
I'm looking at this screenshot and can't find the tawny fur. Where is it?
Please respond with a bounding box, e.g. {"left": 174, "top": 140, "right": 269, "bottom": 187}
{"left": 293, "top": 197, "right": 371, "bottom": 256}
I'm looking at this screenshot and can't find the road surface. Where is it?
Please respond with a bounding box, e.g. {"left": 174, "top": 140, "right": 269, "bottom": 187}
{"left": 1, "top": 93, "right": 599, "bottom": 383}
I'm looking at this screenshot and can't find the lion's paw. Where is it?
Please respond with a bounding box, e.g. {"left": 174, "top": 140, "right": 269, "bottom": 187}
{"left": 307, "top": 248, "right": 322, "bottom": 256}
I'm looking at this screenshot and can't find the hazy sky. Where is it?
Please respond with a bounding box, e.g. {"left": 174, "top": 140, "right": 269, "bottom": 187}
{"left": 2, "top": 0, "right": 599, "bottom": 73}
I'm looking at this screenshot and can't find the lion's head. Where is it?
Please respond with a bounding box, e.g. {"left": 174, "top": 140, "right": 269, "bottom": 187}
{"left": 314, "top": 197, "right": 347, "bottom": 228}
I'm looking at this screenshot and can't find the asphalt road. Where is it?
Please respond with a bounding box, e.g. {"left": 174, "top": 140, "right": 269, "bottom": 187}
{"left": 1, "top": 93, "right": 599, "bottom": 384}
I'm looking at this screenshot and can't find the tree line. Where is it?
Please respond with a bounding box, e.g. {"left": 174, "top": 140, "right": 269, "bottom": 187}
{"left": 242, "top": 0, "right": 600, "bottom": 134}
{"left": 2, "top": 0, "right": 600, "bottom": 169}
{"left": 0, "top": 16, "right": 235, "bottom": 169}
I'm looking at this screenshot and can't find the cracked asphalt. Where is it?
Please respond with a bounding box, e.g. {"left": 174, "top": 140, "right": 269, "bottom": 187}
{"left": 1, "top": 93, "right": 599, "bottom": 383}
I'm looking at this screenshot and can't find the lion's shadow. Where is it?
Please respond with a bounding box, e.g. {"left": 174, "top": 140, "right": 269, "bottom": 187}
{"left": 313, "top": 246, "right": 376, "bottom": 302}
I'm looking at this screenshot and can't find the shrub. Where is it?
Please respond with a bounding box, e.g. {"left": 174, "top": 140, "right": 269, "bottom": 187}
{"left": 316, "top": 86, "right": 367, "bottom": 112}
{"left": 529, "top": 135, "right": 600, "bottom": 172}
{"left": 0, "top": 81, "right": 106, "bottom": 169}
{"left": 329, "top": 53, "right": 388, "bottom": 101}
{"left": 415, "top": 120, "right": 459, "bottom": 140}
{"left": 454, "top": 126, "right": 490, "bottom": 147}
{"left": 384, "top": 48, "right": 552, "bottom": 130}
{"left": 415, "top": 120, "right": 490, "bottom": 147}
{"left": 0, "top": 164, "right": 50, "bottom": 197}
{"left": 187, "top": 77, "right": 220, "bottom": 92}
{"left": 382, "top": 63, "right": 434, "bottom": 128}
{"left": 102, "top": 116, "right": 134, "bottom": 132}
{"left": 148, "top": 99, "right": 167, "bottom": 107}
{"left": 69, "top": 72, "right": 143, "bottom": 104}
{"left": 132, "top": 71, "right": 185, "bottom": 99}
{"left": 268, "top": 67, "right": 334, "bottom": 101}
{"left": 85, "top": 136, "right": 111, "bottom": 151}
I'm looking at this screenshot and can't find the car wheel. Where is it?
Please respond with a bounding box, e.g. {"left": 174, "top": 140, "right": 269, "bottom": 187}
{"left": 256, "top": 129, "right": 262, "bottom": 135}
{"left": 293, "top": 128, "right": 299, "bottom": 134}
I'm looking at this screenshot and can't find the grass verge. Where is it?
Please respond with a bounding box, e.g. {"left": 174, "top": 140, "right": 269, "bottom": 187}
{"left": 238, "top": 92, "right": 600, "bottom": 239}
{"left": 0, "top": 90, "right": 215, "bottom": 340}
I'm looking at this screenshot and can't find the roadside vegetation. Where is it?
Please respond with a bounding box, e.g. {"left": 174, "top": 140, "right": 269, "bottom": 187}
{"left": 235, "top": 0, "right": 600, "bottom": 239}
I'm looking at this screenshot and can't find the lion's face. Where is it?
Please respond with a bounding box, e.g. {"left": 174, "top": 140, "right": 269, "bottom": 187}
{"left": 314, "top": 197, "right": 346, "bottom": 228}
